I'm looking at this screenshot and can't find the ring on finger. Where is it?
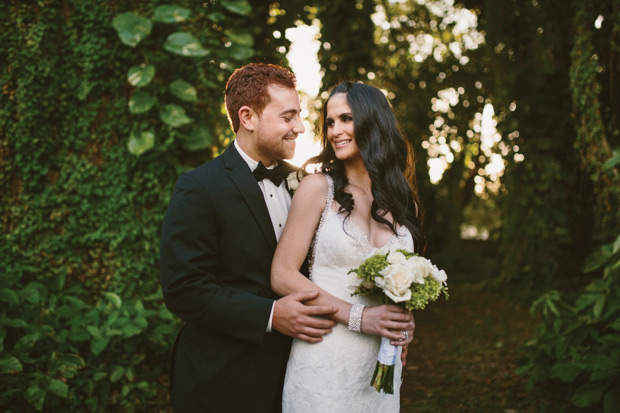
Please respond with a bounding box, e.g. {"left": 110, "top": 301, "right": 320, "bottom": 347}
{"left": 403, "top": 330, "right": 408, "bottom": 340}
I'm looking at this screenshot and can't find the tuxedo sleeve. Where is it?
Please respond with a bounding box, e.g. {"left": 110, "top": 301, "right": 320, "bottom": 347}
{"left": 159, "top": 173, "right": 273, "bottom": 345}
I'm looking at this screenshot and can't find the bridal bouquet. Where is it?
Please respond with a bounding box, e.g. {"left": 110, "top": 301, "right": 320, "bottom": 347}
{"left": 349, "top": 248, "right": 448, "bottom": 394}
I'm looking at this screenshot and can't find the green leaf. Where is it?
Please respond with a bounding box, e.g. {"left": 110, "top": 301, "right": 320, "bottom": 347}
{"left": 128, "top": 90, "right": 157, "bottom": 114}
{"left": 600, "top": 334, "right": 620, "bottom": 345}
{"left": 611, "top": 318, "right": 620, "bottom": 330}
{"left": 26, "top": 381, "right": 46, "bottom": 411}
{"left": 603, "top": 148, "right": 620, "bottom": 170}
{"left": 127, "top": 64, "right": 155, "bottom": 87}
{"left": 571, "top": 382, "right": 608, "bottom": 407}
{"left": 590, "top": 367, "right": 620, "bottom": 382}
{"left": 170, "top": 79, "right": 197, "bottom": 102}
{"left": 207, "top": 12, "right": 225, "bottom": 22}
{"left": 221, "top": 0, "right": 252, "bottom": 15}
{"left": 514, "top": 364, "right": 531, "bottom": 376}
{"left": 47, "top": 379, "right": 68, "bottom": 398}
{"left": 593, "top": 295, "right": 607, "bottom": 319}
{"left": 105, "top": 292, "right": 122, "bottom": 309}
{"left": 153, "top": 5, "right": 191, "bottom": 23}
{"left": 160, "top": 104, "right": 193, "bottom": 127}
{"left": 110, "top": 366, "right": 125, "bottom": 382}
{"left": 86, "top": 325, "right": 101, "bottom": 338}
{"left": 112, "top": 12, "right": 152, "bottom": 47}
{"left": 0, "top": 354, "right": 23, "bottom": 373}
{"left": 134, "top": 317, "right": 148, "bottom": 329}
{"left": 127, "top": 130, "right": 155, "bottom": 156}
{"left": 57, "top": 353, "right": 85, "bottom": 374}
{"left": 21, "top": 283, "right": 42, "bottom": 304}
{"left": 576, "top": 293, "right": 600, "bottom": 311}
{"left": 69, "top": 326, "right": 90, "bottom": 342}
{"left": 224, "top": 29, "right": 254, "bottom": 47}
{"left": 586, "top": 279, "right": 608, "bottom": 293}
{"left": 604, "top": 389, "right": 620, "bottom": 413}
{"left": 93, "top": 372, "right": 107, "bottom": 381}
{"left": 0, "top": 288, "right": 19, "bottom": 304}
{"left": 584, "top": 246, "right": 613, "bottom": 272}
{"left": 613, "top": 234, "right": 620, "bottom": 254}
{"left": 91, "top": 336, "right": 110, "bottom": 355}
{"left": 226, "top": 44, "right": 254, "bottom": 60}
{"left": 125, "top": 366, "right": 135, "bottom": 381}
{"left": 550, "top": 362, "right": 583, "bottom": 382}
{"left": 584, "top": 354, "right": 618, "bottom": 370}
{"left": 0, "top": 318, "right": 28, "bottom": 328}
{"left": 17, "top": 332, "right": 42, "bottom": 349}
{"left": 183, "top": 126, "right": 213, "bottom": 151}
{"left": 164, "top": 32, "right": 209, "bottom": 57}
{"left": 122, "top": 324, "right": 142, "bottom": 338}
{"left": 531, "top": 290, "right": 561, "bottom": 316}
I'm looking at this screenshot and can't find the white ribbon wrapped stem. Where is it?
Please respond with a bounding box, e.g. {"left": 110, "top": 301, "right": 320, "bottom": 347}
{"left": 377, "top": 337, "right": 398, "bottom": 365}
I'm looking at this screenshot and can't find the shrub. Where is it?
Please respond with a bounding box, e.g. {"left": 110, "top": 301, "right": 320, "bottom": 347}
{"left": 516, "top": 232, "right": 620, "bottom": 411}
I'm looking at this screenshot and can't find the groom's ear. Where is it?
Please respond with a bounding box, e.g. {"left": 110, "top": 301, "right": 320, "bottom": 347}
{"left": 238, "top": 106, "right": 256, "bottom": 132}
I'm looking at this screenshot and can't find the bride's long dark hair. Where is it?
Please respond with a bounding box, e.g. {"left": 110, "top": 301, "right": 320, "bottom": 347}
{"left": 306, "top": 81, "right": 425, "bottom": 253}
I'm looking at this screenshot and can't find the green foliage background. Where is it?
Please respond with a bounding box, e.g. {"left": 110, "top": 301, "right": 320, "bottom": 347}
{"left": 0, "top": 0, "right": 314, "bottom": 410}
{"left": 1, "top": 0, "right": 619, "bottom": 411}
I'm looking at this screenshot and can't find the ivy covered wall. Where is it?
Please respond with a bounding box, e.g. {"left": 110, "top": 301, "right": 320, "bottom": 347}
{"left": 0, "top": 1, "right": 312, "bottom": 410}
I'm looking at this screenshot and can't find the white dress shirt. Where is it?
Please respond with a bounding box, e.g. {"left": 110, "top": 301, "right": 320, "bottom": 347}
{"left": 234, "top": 140, "right": 292, "bottom": 332}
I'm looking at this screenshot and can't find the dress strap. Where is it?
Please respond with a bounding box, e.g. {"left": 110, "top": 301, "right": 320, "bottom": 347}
{"left": 308, "top": 173, "right": 334, "bottom": 280}
{"left": 324, "top": 174, "right": 334, "bottom": 209}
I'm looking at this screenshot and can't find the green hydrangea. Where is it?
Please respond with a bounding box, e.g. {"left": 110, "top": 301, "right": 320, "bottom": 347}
{"left": 349, "top": 249, "right": 448, "bottom": 310}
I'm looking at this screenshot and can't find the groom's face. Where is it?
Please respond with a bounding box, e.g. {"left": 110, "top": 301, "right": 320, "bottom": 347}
{"left": 253, "top": 84, "right": 304, "bottom": 165}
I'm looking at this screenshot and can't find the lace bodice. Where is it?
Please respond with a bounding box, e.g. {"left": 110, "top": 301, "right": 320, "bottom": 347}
{"left": 282, "top": 174, "right": 413, "bottom": 413}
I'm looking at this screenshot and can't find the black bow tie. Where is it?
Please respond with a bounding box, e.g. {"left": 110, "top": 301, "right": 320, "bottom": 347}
{"left": 253, "top": 161, "right": 289, "bottom": 186}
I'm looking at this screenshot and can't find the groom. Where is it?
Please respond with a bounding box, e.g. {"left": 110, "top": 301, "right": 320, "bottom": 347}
{"left": 159, "top": 63, "right": 337, "bottom": 412}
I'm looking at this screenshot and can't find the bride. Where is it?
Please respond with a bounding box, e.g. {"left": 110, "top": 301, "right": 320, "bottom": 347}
{"left": 271, "top": 81, "right": 425, "bottom": 412}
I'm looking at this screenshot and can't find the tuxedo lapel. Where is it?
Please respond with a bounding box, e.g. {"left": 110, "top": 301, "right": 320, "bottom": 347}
{"left": 223, "top": 145, "right": 278, "bottom": 251}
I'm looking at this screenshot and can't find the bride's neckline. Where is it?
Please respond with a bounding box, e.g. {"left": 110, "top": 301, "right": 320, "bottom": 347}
{"left": 328, "top": 207, "right": 400, "bottom": 250}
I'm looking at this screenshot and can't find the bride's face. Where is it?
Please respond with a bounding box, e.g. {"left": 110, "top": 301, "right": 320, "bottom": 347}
{"left": 325, "top": 93, "right": 360, "bottom": 161}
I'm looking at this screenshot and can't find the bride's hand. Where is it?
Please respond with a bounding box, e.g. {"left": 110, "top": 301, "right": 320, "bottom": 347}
{"left": 389, "top": 310, "right": 415, "bottom": 366}
{"left": 360, "top": 305, "right": 414, "bottom": 341}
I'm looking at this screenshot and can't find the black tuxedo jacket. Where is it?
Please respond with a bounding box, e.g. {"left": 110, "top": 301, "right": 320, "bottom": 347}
{"left": 160, "top": 144, "right": 298, "bottom": 412}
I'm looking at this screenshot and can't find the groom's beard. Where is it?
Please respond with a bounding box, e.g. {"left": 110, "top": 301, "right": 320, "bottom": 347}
{"left": 255, "top": 128, "right": 297, "bottom": 162}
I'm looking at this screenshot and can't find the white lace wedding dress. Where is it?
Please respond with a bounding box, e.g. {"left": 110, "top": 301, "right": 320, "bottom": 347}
{"left": 282, "top": 174, "right": 414, "bottom": 413}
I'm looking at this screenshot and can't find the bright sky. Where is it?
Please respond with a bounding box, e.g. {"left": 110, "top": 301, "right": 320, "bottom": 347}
{"left": 285, "top": 23, "right": 322, "bottom": 167}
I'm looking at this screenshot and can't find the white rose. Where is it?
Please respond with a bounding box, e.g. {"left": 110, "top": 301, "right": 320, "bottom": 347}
{"left": 286, "top": 172, "right": 301, "bottom": 192}
{"left": 387, "top": 250, "right": 409, "bottom": 267}
{"left": 379, "top": 263, "right": 414, "bottom": 303}
{"left": 407, "top": 256, "right": 433, "bottom": 284}
{"left": 431, "top": 268, "right": 448, "bottom": 285}
{"left": 370, "top": 246, "right": 391, "bottom": 257}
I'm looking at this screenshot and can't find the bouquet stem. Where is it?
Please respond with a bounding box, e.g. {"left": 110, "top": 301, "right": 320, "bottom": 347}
{"left": 371, "top": 362, "right": 395, "bottom": 393}
{"left": 371, "top": 336, "right": 398, "bottom": 394}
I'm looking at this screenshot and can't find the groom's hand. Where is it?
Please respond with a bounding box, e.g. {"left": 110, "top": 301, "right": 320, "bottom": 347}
{"left": 272, "top": 291, "right": 337, "bottom": 343}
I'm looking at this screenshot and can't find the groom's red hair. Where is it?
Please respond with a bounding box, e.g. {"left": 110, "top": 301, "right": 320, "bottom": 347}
{"left": 225, "top": 63, "right": 297, "bottom": 133}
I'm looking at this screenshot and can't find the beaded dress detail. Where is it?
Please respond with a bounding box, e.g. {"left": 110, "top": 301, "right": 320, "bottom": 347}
{"left": 282, "top": 174, "right": 414, "bottom": 413}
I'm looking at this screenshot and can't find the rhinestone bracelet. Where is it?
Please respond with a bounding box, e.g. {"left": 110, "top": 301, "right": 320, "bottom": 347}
{"left": 348, "top": 303, "right": 365, "bottom": 333}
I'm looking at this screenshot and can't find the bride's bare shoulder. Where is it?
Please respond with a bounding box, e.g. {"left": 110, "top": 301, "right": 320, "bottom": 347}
{"left": 298, "top": 172, "right": 329, "bottom": 192}
{"left": 291, "top": 173, "right": 329, "bottom": 210}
